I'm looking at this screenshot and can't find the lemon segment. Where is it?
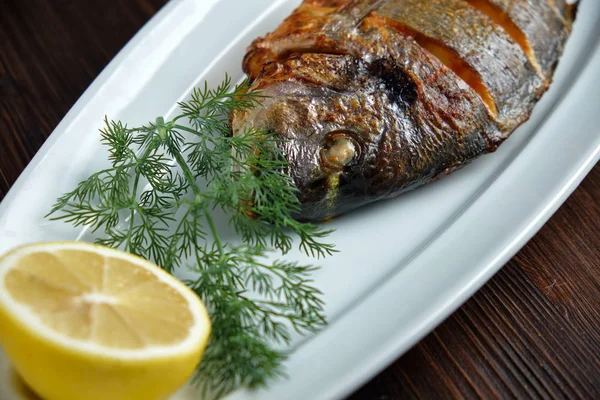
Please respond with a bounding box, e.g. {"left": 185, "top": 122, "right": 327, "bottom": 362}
{"left": 0, "top": 242, "right": 211, "bottom": 400}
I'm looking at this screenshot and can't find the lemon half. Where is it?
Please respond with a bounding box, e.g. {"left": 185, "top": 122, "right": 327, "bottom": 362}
{"left": 0, "top": 241, "right": 211, "bottom": 400}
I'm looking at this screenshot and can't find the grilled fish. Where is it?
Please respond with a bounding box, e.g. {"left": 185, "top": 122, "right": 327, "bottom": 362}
{"left": 232, "top": 0, "right": 578, "bottom": 221}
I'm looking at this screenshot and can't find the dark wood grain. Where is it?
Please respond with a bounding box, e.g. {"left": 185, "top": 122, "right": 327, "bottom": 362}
{"left": 1, "top": 1, "right": 599, "bottom": 399}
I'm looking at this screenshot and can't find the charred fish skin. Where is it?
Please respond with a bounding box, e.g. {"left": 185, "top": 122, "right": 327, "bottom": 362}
{"left": 462, "top": 0, "right": 572, "bottom": 79}
{"left": 233, "top": 0, "right": 576, "bottom": 221}
{"left": 234, "top": 52, "right": 490, "bottom": 221}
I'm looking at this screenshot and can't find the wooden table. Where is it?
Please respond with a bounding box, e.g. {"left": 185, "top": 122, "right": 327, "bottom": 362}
{"left": 1, "top": 1, "right": 598, "bottom": 398}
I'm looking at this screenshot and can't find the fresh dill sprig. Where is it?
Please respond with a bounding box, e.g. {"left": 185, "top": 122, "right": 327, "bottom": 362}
{"left": 47, "top": 75, "right": 336, "bottom": 398}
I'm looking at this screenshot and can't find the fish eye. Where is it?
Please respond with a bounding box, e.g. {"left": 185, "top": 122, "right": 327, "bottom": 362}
{"left": 320, "top": 131, "right": 359, "bottom": 171}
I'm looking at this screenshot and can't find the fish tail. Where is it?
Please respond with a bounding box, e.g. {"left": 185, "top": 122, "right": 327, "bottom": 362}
{"left": 339, "top": 0, "right": 386, "bottom": 25}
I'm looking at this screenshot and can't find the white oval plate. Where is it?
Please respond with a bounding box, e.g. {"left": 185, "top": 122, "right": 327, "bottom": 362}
{"left": 1, "top": 1, "right": 599, "bottom": 399}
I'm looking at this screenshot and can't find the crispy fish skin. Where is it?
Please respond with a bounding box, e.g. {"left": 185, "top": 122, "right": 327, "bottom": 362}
{"left": 234, "top": 0, "right": 576, "bottom": 221}
{"left": 375, "top": 0, "right": 543, "bottom": 127}
{"left": 234, "top": 51, "right": 491, "bottom": 220}
{"left": 466, "top": 0, "right": 571, "bottom": 78}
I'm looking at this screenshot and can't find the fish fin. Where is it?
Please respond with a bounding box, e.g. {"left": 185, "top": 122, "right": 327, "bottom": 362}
{"left": 568, "top": 0, "right": 580, "bottom": 21}
{"left": 338, "top": 0, "right": 385, "bottom": 25}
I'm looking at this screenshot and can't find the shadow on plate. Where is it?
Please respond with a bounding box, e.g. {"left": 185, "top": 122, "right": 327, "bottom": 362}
{"left": 8, "top": 369, "right": 42, "bottom": 400}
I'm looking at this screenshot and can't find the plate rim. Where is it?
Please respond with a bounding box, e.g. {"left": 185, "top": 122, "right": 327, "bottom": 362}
{"left": 0, "top": 1, "right": 599, "bottom": 399}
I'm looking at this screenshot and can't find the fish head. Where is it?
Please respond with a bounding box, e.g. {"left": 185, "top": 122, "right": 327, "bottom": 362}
{"left": 232, "top": 53, "right": 418, "bottom": 221}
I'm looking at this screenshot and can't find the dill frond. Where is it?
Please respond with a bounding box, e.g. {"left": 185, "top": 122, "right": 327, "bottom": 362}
{"left": 47, "top": 75, "right": 335, "bottom": 398}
